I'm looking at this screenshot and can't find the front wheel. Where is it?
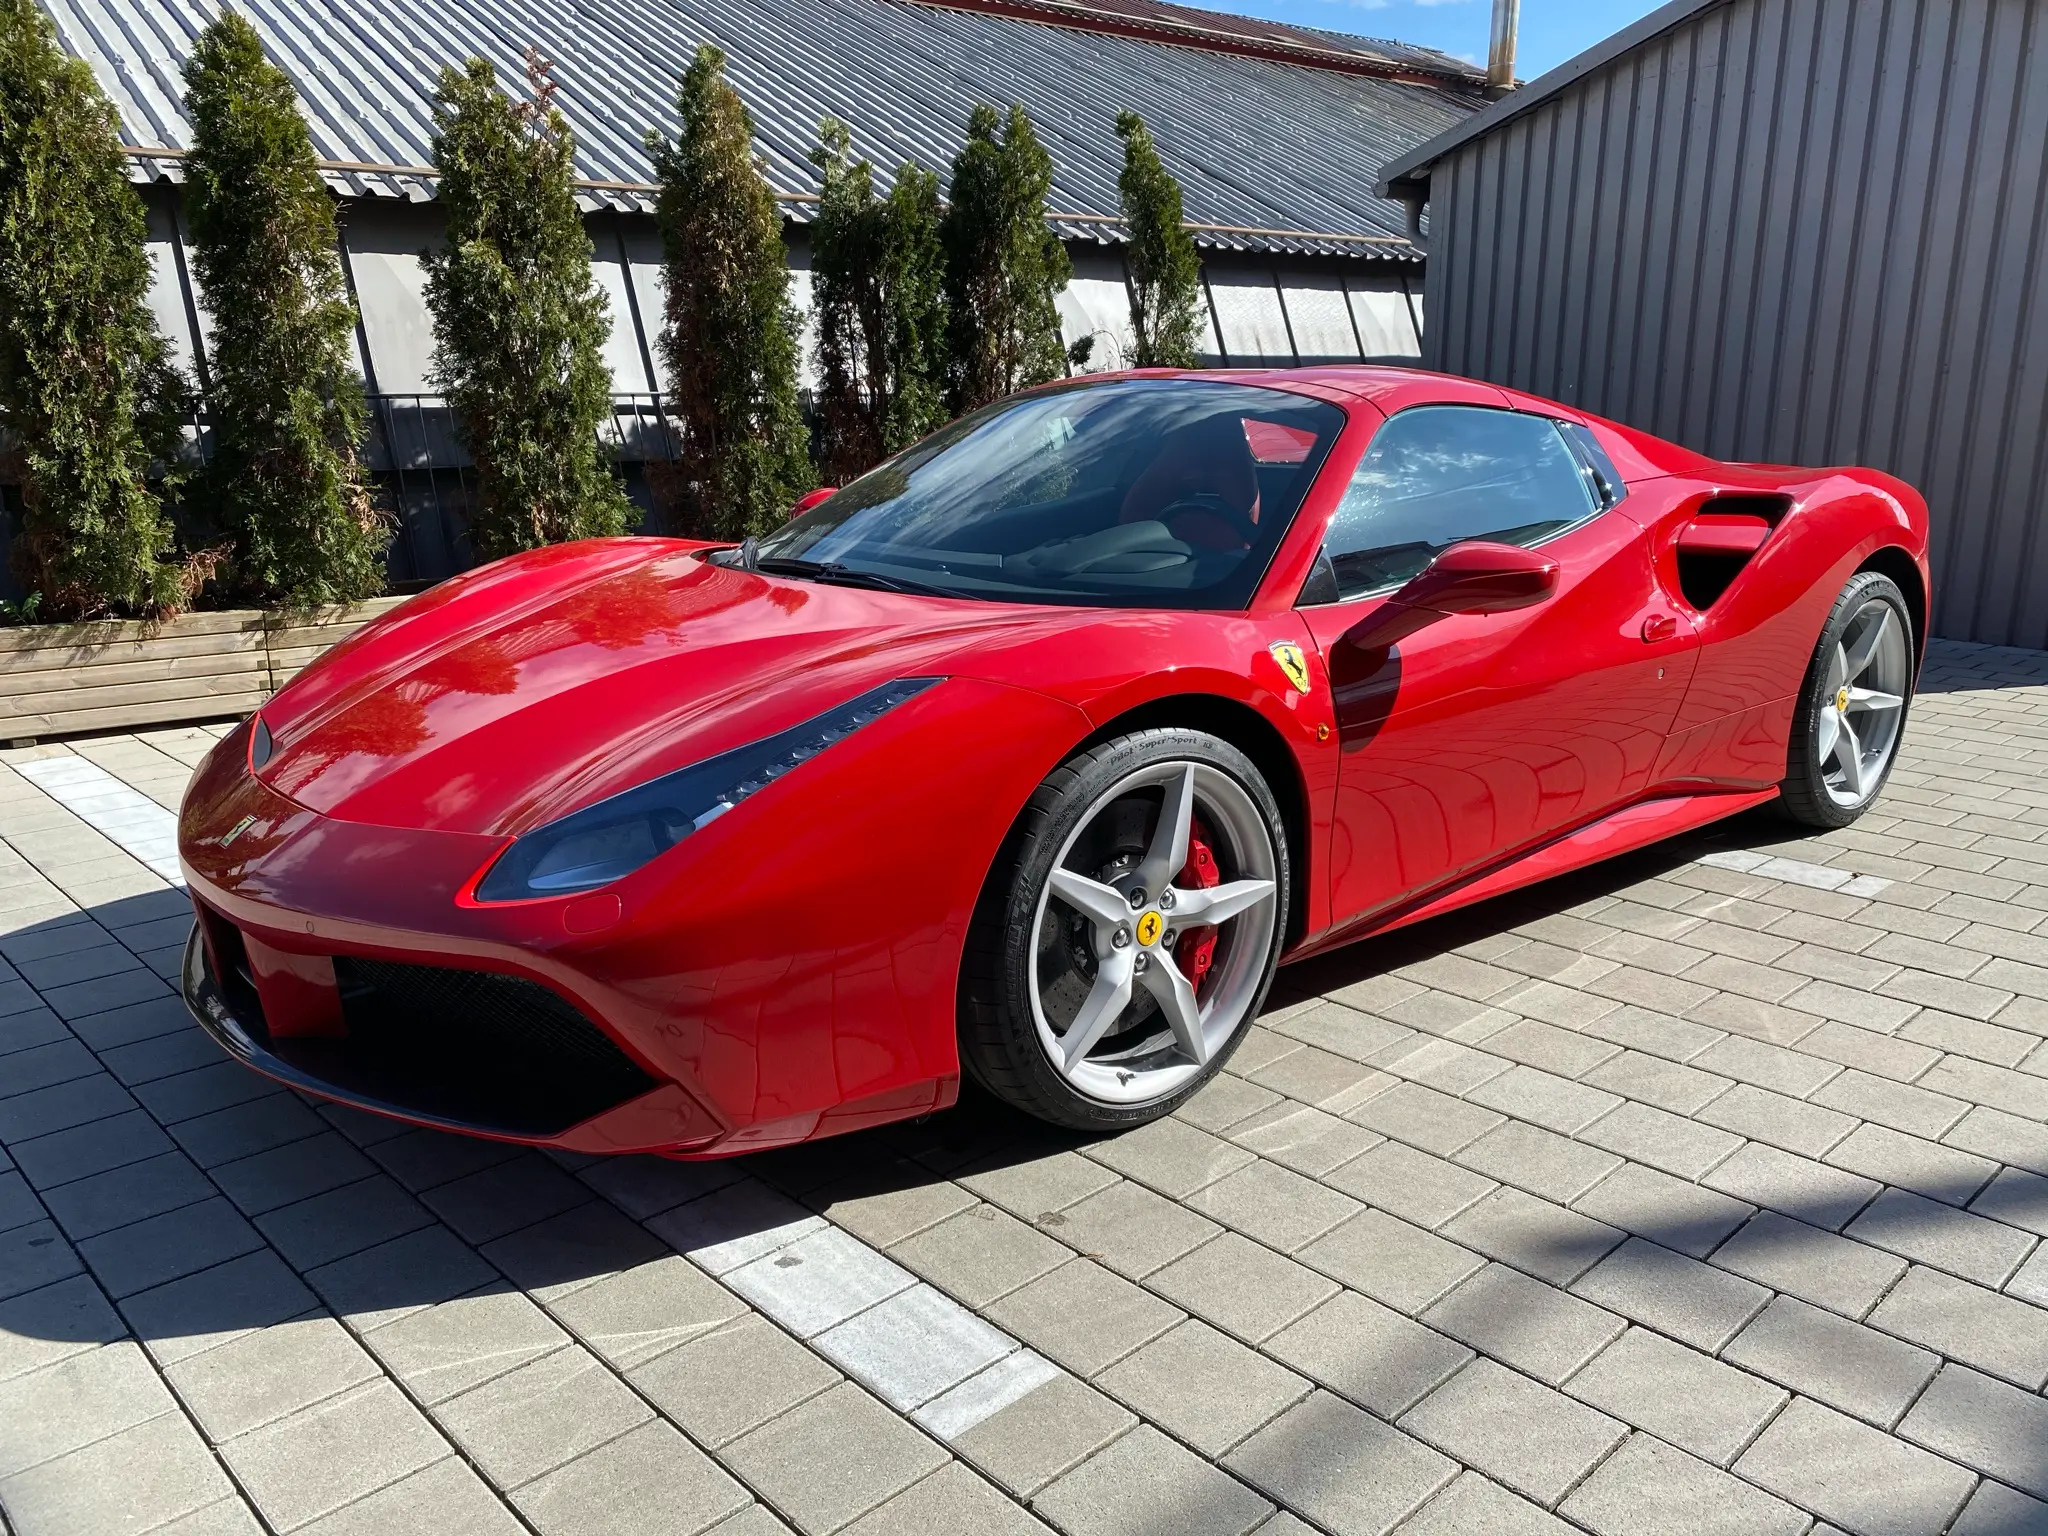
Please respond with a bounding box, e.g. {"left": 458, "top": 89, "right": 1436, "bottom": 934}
{"left": 960, "top": 729, "right": 1289, "bottom": 1132}
{"left": 1780, "top": 571, "right": 1914, "bottom": 829}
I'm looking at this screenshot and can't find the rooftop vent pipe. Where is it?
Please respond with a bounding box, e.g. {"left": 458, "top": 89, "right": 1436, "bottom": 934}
{"left": 1487, "top": 0, "right": 1519, "bottom": 95}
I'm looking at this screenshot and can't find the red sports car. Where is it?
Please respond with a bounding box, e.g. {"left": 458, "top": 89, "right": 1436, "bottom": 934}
{"left": 178, "top": 368, "right": 1928, "bottom": 1155}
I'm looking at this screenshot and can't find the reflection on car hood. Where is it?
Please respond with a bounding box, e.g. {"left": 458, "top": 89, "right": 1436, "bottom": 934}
{"left": 254, "top": 540, "right": 1045, "bottom": 836}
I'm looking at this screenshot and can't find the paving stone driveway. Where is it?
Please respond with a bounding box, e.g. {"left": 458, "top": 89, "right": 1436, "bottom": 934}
{"left": 5, "top": 639, "right": 2048, "bottom": 1536}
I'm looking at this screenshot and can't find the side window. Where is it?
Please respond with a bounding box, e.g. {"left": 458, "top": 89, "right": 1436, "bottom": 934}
{"left": 1310, "top": 406, "right": 1601, "bottom": 603}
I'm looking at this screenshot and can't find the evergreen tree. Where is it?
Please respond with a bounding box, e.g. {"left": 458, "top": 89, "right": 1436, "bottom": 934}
{"left": 807, "top": 118, "right": 945, "bottom": 482}
{"left": 0, "top": 0, "right": 187, "bottom": 617}
{"left": 879, "top": 163, "right": 948, "bottom": 452}
{"left": 183, "top": 10, "right": 385, "bottom": 604}
{"left": 423, "top": 50, "right": 631, "bottom": 560}
{"left": 808, "top": 120, "right": 885, "bottom": 482}
{"left": 648, "top": 45, "right": 812, "bottom": 539}
{"left": 1115, "top": 110, "right": 1203, "bottom": 368}
{"left": 941, "top": 103, "right": 1071, "bottom": 413}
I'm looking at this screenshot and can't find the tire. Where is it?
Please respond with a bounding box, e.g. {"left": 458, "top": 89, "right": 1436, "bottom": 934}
{"left": 1780, "top": 571, "right": 1915, "bottom": 830}
{"left": 960, "top": 728, "right": 1290, "bottom": 1132}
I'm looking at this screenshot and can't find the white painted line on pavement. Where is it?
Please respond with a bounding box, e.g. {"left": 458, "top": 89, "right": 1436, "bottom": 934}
{"left": 1696, "top": 847, "right": 1891, "bottom": 895}
{"left": 644, "top": 1174, "right": 1060, "bottom": 1440}
{"left": 724, "top": 1227, "right": 917, "bottom": 1338}
{"left": 813, "top": 1283, "right": 1015, "bottom": 1410}
{"left": 647, "top": 1181, "right": 825, "bottom": 1273}
{"left": 914, "top": 1347, "right": 1062, "bottom": 1437}
{"left": 13, "top": 756, "right": 184, "bottom": 886}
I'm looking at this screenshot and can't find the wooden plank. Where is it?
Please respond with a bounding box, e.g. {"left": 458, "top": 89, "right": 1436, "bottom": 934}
{"left": 262, "top": 607, "right": 405, "bottom": 653}
{"left": 262, "top": 597, "right": 406, "bottom": 632}
{"left": 1, "top": 669, "right": 265, "bottom": 715}
{"left": 0, "top": 608, "right": 267, "bottom": 654}
{"left": 0, "top": 629, "right": 265, "bottom": 674}
{"left": 0, "top": 595, "right": 407, "bottom": 738}
{"left": 263, "top": 624, "right": 375, "bottom": 654}
{"left": 0, "top": 649, "right": 267, "bottom": 694}
{"left": 0, "top": 689, "right": 269, "bottom": 740}
{"left": 268, "top": 645, "right": 340, "bottom": 672}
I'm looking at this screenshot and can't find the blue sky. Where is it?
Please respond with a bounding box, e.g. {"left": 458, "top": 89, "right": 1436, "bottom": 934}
{"left": 1197, "top": 0, "right": 1669, "bottom": 78}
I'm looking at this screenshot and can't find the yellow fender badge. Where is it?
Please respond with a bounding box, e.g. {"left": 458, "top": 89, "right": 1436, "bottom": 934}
{"left": 1269, "top": 642, "right": 1312, "bottom": 696}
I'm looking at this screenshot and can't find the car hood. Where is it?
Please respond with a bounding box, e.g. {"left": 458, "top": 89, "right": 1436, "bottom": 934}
{"left": 255, "top": 539, "right": 1053, "bottom": 836}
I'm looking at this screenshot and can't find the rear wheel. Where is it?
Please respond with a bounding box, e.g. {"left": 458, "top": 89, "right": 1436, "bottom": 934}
{"left": 1781, "top": 571, "right": 1914, "bottom": 829}
{"left": 960, "top": 729, "right": 1289, "bottom": 1131}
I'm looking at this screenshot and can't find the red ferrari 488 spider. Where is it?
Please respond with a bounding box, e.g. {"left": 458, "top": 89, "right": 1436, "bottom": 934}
{"left": 178, "top": 367, "right": 1928, "bottom": 1154}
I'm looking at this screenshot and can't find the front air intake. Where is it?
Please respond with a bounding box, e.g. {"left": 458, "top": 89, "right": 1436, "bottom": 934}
{"left": 321, "top": 958, "right": 658, "bottom": 1135}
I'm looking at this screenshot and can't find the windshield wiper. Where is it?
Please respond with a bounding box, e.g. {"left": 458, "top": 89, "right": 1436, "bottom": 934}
{"left": 754, "top": 556, "right": 953, "bottom": 598}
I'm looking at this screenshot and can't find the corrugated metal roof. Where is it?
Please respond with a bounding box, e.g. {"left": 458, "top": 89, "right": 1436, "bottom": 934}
{"left": 43, "top": 0, "right": 1481, "bottom": 256}
{"left": 901, "top": 0, "right": 1482, "bottom": 85}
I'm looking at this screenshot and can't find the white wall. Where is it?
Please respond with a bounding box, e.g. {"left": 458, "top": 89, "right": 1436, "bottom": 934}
{"left": 1058, "top": 249, "right": 1136, "bottom": 373}
{"left": 1206, "top": 261, "right": 1295, "bottom": 365}
{"left": 147, "top": 192, "right": 1426, "bottom": 407}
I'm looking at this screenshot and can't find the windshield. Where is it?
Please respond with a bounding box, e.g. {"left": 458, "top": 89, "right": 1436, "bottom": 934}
{"left": 751, "top": 378, "right": 1346, "bottom": 608}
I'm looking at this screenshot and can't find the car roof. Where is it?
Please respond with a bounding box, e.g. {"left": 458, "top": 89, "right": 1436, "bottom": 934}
{"left": 1096, "top": 364, "right": 1505, "bottom": 408}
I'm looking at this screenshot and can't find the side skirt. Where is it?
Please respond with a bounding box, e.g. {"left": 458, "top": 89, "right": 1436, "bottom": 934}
{"left": 1292, "top": 787, "right": 1781, "bottom": 958}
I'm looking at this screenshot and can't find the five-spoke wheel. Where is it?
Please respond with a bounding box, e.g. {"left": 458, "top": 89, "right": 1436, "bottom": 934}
{"left": 1783, "top": 571, "right": 1915, "bottom": 828}
{"left": 1031, "top": 761, "right": 1279, "bottom": 1104}
{"left": 960, "top": 729, "right": 1289, "bottom": 1130}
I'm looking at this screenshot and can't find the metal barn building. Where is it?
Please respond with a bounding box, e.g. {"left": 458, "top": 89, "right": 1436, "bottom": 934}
{"left": 1384, "top": 0, "right": 2048, "bottom": 651}
{"left": 9, "top": 0, "right": 1486, "bottom": 587}
{"left": 1380, "top": 0, "right": 2048, "bottom": 649}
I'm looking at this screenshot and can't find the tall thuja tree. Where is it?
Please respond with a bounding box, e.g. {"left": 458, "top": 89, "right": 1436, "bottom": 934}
{"left": 941, "top": 103, "right": 1070, "bottom": 414}
{"left": 423, "top": 49, "right": 631, "bottom": 559}
{"left": 807, "top": 118, "right": 945, "bottom": 481}
{"left": 807, "top": 119, "right": 885, "bottom": 481}
{"left": 183, "top": 10, "right": 384, "bottom": 604}
{"left": 878, "top": 163, "right": 947, "bottom": 451}
{"left": 1115, "top": 110, "right": 1203, "bottom": 368}
{"left": 0, "top": 0, "right": 186, "bottom": 617}
{"left": 648, "top": 45, "right": 811, "bottom": 539}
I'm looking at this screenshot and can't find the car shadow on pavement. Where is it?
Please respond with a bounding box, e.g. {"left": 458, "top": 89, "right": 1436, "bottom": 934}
{"left": 0, "top": 801, "right": 1863, "bottom": 1360}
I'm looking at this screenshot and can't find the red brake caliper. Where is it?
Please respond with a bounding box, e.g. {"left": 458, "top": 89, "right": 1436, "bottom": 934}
{"left": 1175, "top": 819, "right": 1222, "bottom": 997}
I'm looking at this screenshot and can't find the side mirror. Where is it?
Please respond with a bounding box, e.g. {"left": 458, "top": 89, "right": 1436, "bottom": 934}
{"left": 1340, "top": 541, "right": 1560, "bottom": 652}
{"left": 789, "top": 487, "right": 838, "bottom": 519}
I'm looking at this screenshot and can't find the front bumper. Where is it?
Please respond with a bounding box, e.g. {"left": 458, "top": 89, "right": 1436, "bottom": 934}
{"left": 180, "top": 919, "right": 722, "bottom": 1153}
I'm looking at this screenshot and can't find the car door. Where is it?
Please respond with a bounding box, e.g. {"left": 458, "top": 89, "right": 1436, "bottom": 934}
{"left": 1296, "top": 404, "right": 1701, "bottom": 932}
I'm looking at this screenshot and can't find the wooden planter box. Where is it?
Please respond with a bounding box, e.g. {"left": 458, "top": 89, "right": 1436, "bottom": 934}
{"left": 0, "top": 597, "right": 407, "bottom": 743}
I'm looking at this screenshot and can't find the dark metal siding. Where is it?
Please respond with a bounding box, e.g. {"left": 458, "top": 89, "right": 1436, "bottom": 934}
{"left": 1419, "top": 0, "right": 2048, "bottom": 647}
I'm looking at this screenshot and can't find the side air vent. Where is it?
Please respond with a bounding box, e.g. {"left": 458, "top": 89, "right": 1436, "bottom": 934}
{"left": 1675, "top": 494, "right": 1792, "bottom": 610}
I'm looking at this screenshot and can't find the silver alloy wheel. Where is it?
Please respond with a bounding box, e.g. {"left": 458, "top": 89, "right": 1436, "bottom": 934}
{"left": 1027, "top": 761, "right": 1279, "bottom": 1105}
{"left": 1817, "top": 596, "right": 1910, "bottom": 808}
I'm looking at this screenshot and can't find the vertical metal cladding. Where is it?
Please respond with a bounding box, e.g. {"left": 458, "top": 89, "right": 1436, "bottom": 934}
{"left": 1414, "top": 0, "right": 2048, "bottom": 648}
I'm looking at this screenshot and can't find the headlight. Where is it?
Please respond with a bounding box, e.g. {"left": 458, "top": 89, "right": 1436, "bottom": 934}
{"left": 473, "top": 676, "right": 942, "bottom": 902}
{"left": 249, "top": 716, "right": 275, "bottom": 770}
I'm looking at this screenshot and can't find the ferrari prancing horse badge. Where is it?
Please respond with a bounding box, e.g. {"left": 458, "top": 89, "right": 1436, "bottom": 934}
{"left": 1269, "top": 642, "right": 1312, "bottom": 695}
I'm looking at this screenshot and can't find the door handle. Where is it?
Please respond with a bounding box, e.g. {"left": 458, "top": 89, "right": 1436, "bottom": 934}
{"left": 1641, "top": 613, "right": 1677, "bottom": 643}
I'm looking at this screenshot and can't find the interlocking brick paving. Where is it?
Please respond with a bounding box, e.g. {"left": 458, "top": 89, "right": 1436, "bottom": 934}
{"left": 1, "top": 640, "right": 2047, "bottom": 1535}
